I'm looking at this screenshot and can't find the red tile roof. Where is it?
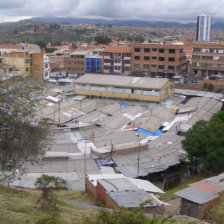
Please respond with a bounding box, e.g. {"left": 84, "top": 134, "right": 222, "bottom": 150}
{"left": 0, "top": 44, "right": 21, "bottom": 50}
{"left": 103, "top": 46, "right": 133, "bottom": 53}
{"left": 189, "top": 180, "right": 224, "bottom": 194}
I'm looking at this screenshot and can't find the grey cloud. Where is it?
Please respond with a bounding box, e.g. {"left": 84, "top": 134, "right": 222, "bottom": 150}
{"left": 0, "top": 0, "right": 26, "bottom": 9}
{"left": 0, "top": 0, "right": 224, "bottom": 23}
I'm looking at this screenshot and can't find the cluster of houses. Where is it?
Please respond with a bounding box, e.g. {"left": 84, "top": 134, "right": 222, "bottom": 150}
{"left": 1, "top": 40, "right": 224, "bottom": 82}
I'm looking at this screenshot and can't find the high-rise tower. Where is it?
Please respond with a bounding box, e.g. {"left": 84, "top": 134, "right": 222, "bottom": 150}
{"left": 196, "top": 14, "right": 212, "bottom": 42}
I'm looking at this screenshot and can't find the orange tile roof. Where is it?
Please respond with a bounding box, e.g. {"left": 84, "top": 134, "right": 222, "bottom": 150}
{"left": 103, "top": 46, "right": 133, "bottom": 53}
{"left": 0, "top": 44, "right": 21, "bottom": 50}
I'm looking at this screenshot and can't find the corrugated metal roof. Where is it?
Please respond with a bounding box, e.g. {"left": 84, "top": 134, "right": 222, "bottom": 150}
{"left": 175, "top": 187, "right": 219, "bottom": 204}
{"left": 98, "top": 178, "right": 137, "bottom": 192}
{"left": 189, "top": 180, "right": 224, "bottom": 194}
{"left": 75, "top": 74, "right": 170, "bottom": 90}
{"left": 109, "top": 189, "right": 158, "bottom": 208}
{"left": 174, "top": 89, "right": 223, "bottom": 100}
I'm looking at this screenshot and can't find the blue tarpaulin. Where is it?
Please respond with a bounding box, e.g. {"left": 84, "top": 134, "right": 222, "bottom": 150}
{"left": 137, "top": 128, "right": 164, "bottom": 136}
{"left": 121, "top": 103, "right": 129, "bottom": 108}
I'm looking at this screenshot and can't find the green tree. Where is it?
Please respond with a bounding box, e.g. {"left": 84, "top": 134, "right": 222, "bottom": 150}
{"left": 94, "top": 35, "right": 112, "bottom": 45}
{"left": 34, "top": 175, "right": 66, "bottom": 212}
{"left": 0, "top": 82, "right": 50, "bottom": 181}
{"left": 130, "top": 70, "right": 144, "bottom": 77}
{"left": 37, "top": 41, "right": 47, "bottom": 50}
{"left": 182, "top": 111, "right": 224, "bottom": 172}
{"left": 207, "top": 83, "right": 214, "bottom": 91}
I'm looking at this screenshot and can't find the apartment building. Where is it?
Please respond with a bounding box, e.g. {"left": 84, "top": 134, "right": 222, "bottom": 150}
{"left": 102, "top": 46, "right": 133, "bottom": 75}
{"left": 64, "top": 51, "right": 88, "bottom": 76}
{"left": 196, "top": 14, "right": 212, "bottom": 42}
{"left": 132, "top": 43, "right": 186, "bottom": 77}
{"left": 85, "top": 55, "right": 102, "bottom": 73}
{"left": 0, "top": 44, "right": 22, "bottom": 64}
{"left": 3, "top": 52, "right": 31, "bottom": 78}
{"left": 191, "top": 42, "right": 224, "bottom": 76}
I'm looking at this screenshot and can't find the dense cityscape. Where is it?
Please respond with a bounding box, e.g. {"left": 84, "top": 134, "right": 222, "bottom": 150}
{"left": 0, "top": 2, "right": 224, "bottom": 224}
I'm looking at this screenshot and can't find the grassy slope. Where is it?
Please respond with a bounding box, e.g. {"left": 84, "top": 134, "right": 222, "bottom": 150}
{"left": 0, "top": 184, "right": 203, "bottom": 224}
{"left": 0, "top": 184, "right": 98, "bottom": 224}
{"left": 205, "top": 193, "right": 224, "bottom": 224}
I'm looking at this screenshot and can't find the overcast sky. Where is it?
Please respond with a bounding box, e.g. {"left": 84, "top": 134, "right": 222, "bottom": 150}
{"left": 0, "top": 0, "right": 223, "bottom": 23}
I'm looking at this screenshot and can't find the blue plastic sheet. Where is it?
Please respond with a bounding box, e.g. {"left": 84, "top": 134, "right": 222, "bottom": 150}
{"left": 121, "top": 103, "right": 129, "bottom": 108}
{"left": 137, "top": 128, "right": 164, "bottom": 136}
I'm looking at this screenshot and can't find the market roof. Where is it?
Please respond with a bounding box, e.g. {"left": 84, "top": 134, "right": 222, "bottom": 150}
{"left": 75, "top": 74, "right": 170, "bottom": 90}
{"left": 175, "top": 187, "right": 219, "bottom": 204}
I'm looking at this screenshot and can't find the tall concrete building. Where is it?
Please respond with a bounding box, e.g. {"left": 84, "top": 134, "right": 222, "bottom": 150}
{"left": 196, "top": 14, "right": 212, "bottom": 42}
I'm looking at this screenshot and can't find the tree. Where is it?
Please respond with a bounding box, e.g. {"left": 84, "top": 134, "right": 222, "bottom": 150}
{"left": 130, "top": 70, "right": 144, "bottom": 77}
{"left": 94, "top": 35, "right": 112, "bottom": 45}
{"left": 0, "top": 82, "right": 50, "bottom": 181}
{"left": 182, "top": 111, "right": 224, "bottom": 172}
{"left": 34, "top": 174, "right": 66, "bottom": 212}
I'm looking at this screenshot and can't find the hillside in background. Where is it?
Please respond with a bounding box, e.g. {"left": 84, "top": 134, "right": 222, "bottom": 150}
{"left": 19, "top": 16, "right": 224, "bottom": 29}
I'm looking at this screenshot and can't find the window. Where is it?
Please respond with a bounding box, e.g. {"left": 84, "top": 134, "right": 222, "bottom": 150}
{"left": 159, "top": 57, "right": 164, "bottom": 61}
{"left": 144, "top": 56, "right": 150, "bottom": 60}
{"left": 134, "top": 56, "right": 140, "bottom": 60}
{"left": 192, "top": 55, "right": 200, "bottom": 60}
{"left": 134, "top": 48, "right": 140, "bottom": 52}
{"left": 25, "top": 59, "right": 29, "bottom": 64}
{"left": 143, "top": 64, "right": 149, "bottom": 69}
{"left": 169, "top": 49, "right": 175, "bottom": 54}
{"left": 134, "top": 64, "right": 140, "bottom": 69}
{"left": 158, "top": 65, "right": 164, "bottom": 69}
{"left": 168, "top": 65, "right": 174, "bottom": 70}
{"left": 159, "top": 49, "right": 164, "bottom": 53}
{"left": 168, "top": 57, "right": 175, "bottom": 62}
{"left": 144, "top": 48, "right": 150, "bottom": 52}
{"left": 202, "top": 56, "right": 212, "bottom": 60}
{"left": 26, "top": 67, "right": 29, "bottom": 72}
{"left": 152, "top": 56, "right": 157, "bottom": 60}
{"left": 193, "top": 48, "right": 201, "bottom": 52}
{"left": 152, "top": 48, "right": 157, "bottom": 52}
{"left": 151, "top": 64, "right": 157, "bottom": 68}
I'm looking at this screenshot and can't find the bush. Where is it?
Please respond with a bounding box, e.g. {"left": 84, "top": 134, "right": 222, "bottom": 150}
{"left": 35, "top": 213, "right": 60, "bottom": 224}
{"left": 203, "top": 83, "right": 207, "bottom": 88}
{"left": 207, "top": 83, "right": 214, "bottom": 91}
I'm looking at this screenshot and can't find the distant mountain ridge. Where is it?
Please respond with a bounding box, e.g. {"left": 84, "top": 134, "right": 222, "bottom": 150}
{"left": 18, "top": 16, "right": 224, "bottom": 29}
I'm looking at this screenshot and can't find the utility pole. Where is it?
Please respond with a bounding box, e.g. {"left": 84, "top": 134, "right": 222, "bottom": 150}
{"left": 58, "top": 100, "right": 61, "bottom": 125}
{"left": 110, "top": 139, "right": 113, "bottom": 157}
{"left": 136, "top": 134, "right": 140, "bottom": 177}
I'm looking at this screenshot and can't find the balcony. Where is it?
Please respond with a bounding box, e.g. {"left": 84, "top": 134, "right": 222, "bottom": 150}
{"left": 114, "top": 62, "right": 122, "bottom": 66}
{"left": 114, "top": 69, "right": 122, "bottom": 73}
{"left": 124, "top": 64, "right": 130, "bottom": 67}
{"left": 124, "top": 57, "right": 130, "bottom": 60}
{"left": 104, "top": 56, "right": 110, "bottom": 59}
{"left": 104, "top": 63, "right": 111, "bottom": 66}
